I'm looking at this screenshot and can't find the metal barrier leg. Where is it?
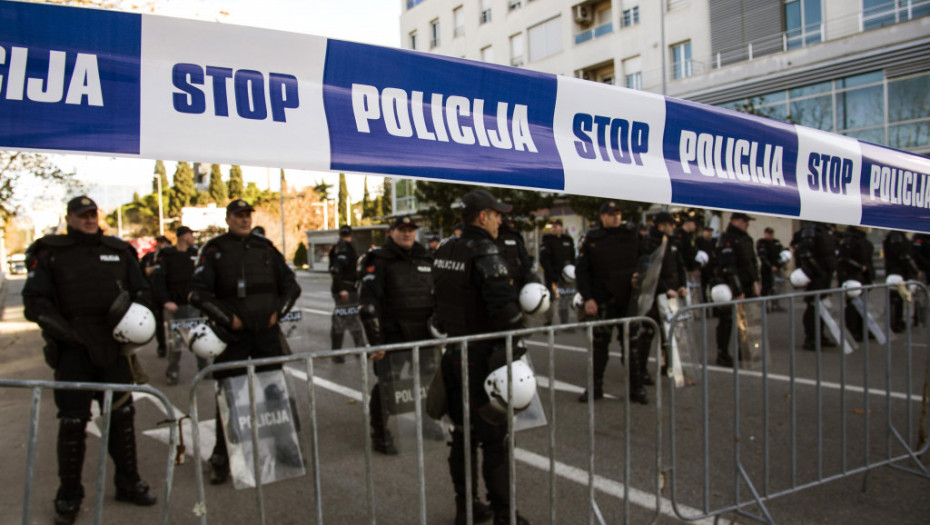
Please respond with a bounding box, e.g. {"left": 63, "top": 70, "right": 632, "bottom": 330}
{"left": 22, "top": 387, "right": 42, "bottom": 525}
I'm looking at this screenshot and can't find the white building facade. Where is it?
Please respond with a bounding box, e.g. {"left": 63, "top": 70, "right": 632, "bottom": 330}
{"left": 400, "top": 0, "right": 929, "bottom": 158}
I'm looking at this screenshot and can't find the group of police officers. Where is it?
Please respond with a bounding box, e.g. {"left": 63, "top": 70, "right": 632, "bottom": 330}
{"left": 21, "top": 188, "right": 928, "bottom": 525}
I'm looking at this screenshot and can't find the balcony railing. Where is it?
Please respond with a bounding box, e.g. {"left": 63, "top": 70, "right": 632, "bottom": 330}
{"left": 574, "top": 22, "right": 613, "bottom": 45}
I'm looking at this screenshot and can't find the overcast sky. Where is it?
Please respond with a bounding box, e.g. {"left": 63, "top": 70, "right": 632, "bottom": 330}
{"left": 30, "top": 0, "right": 402, "bottom": 213}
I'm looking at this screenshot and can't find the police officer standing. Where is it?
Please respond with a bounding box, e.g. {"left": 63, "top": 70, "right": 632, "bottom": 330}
{"left": 496, "top": 216, "right": 537, "bottom": 292}
{"left": 837, "top": 225, "right": 875, "bottom": 339}
{"left": 358, "top": 216, "right": 435, "bottom": 455}
{"left": 152, "top": 225, "right": 206, "bottom": 385}
{"left": 433, "top": 189, "right": 528, "bottom": 525}
{"left": 575, "top": 201, "right": 644, "bottom": 403}
{"left": 329, "top": 225, "right": 365, "bottom": 362}
{"left": 792, "top": 221, "right": 838, "bottom": 349}
{"left": 23, "top": 196, "right": 157, "bottom": 525}
{"left": 188, "top": 199, "right": 301, "bottom": 485}
{"left": 715, "top": 213, "right": 760, "bottom": 366}
{"left": 756, "top": 227, "right": 786, "bottom": 310}
{"left": 539, "top": 219, "right": 576, "bottom": 327}
{"left": 141, "top": 235, "right": 171, "bottom": 357}
{"left": 694, "top": 226, "right": 717, "bottom": 304}
{"left": 635, "top": 212, "right": 688, "bottom": 384}
{"left": 883, "top": 229, "right": 919, "bottom": 333}
{"left": 671, "top": 214, "right": 698, "bottom": 274}
{"left": 912, "top": 232, "right": 930, "bottom": 282}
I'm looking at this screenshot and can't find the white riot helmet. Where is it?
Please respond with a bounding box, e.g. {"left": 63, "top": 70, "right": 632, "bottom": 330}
{"left": 112, "top": 302, "right": 156, "bottom": 345}
{"left": 886, "top": 274, "right": 904, "bottom": 286}
{"left": 561, "top": 264, "right": 576, "bottom": 282}
{"left": 779, "top": 250, "right": 793, "bottom": 265}
{"left": 484, "top": 358, "right": 537, "bottom": 415}
{"left": 189, "top": 323, "right": 227, "bottom": 358}
{"left": 790, "top": 268, "right": 811, "bottom": 288}
{"left": 695, "top": 250, "right": 710, "bottom": 267}
{"left": 711, "top": 284, "right": 732, "bottom": 303}
{"left": 572, "top": 292, "right": 584, "bottom": 311}
{"left": 842, "top": 280, "right": 863, "bottom": 299}
{"left": 519, "top": 283, "right": 551, "bottom": 314}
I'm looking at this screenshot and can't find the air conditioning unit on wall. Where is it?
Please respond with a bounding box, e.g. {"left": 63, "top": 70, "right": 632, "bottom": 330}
{"left": 574, "top": 4, "right": 593, "bottom": 25}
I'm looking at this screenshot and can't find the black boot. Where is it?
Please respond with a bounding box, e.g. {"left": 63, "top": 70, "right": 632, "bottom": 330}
{"left": 55, "top": 418, "right": 87, "bottom": 525}
{"left": 627, "top": 351, "right": 648, "bottom": 405}
{"left": 108, "top": 404, "right": 157, "bottom": 506}
{"left": 716, "top": 350, "right": 734, "bottom": 367}
{"left": 371, "top": 428, "right": 398, "bottom": 455}
{"left": 577, "top": 384, "right": 604, "bottom": 403}
{"left": 455, "top": 495, "right": 493, "bottom": 525}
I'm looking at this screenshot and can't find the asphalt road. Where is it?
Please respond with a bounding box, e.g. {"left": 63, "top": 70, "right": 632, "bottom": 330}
{"left": 1, "top": 272, "right": 929, "bottom": 524}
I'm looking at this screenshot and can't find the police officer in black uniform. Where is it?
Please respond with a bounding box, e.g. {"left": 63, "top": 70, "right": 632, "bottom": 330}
{"left": 912, "top": 232, "right": 930, "bottom": 282}
{"left": 496, "top": 216, "right": 537, "bottom": 292}
{"left": 358, "top": 216, "right": 435, "bottom": 455}
{"left": 756, "top": 227, "right": 786, "bottom": 310}
{"left": 152, "top": 225, "right": 206, "bottom": 385}
{"left": 672, "top": 214, "right": 698, "bottom": 274}
{"left": 792, "top": 221, "right": 838, "bottom": 349}
{"left": 695, "top": 226, "right": 717, "bottom": 304}
{"left": 539, "top": 219, "right": 576, "bottom": 327}
{"left": 329, "top": 224, "right": 365, "bottom": 362}
{"left": 575, "top": 201, "right": 644, "bottom": 403}
{"left": 635, "top": 212, "right": 688, "bottom": 385}
{"left": 715, "top": 213, "right": 761, "bottom": 366}
{"left": 433, "top": 189, "right": 528, "bottom": 525}
{"left": 837, "top": 225, "right": 875, "bottom": 340}
{"left": 188, "top": 199, "right": 301, "bottom": 485}
{"left": 427, "top": 234, "right": 441, "bottom": 257}
{"left": 883, "top": 229, "right": 919, "bottom": 333}
{"left": 22, "top": 196, "right": 157, "bottom": 525}
{"left": 141, "top": 235, "right": 171, "bottom": 357}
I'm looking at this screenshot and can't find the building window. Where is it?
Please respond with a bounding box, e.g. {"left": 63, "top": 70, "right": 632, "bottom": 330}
{"left": 862, "top": 0, "right": 930, "bottom": 31}
{"left": 575, "top": 1, "right": 613, "bottom": 44}
{"left": 394, "top": 179, "right": 418, "bottom": 215}
{"left": 409, "top": 31, "right": 418, "bottom": 50}
{"left": 509, "top": 1, "right": 523, "bottom": 11}
{"left": 622, "top": 6, "right": 639, "bottom": 27}
{"left": 454, "top": 6, "right": 465, "bottom": 37}
{"left": 481, "top": 45, "right": 494, "bottom": 63}
{"left": 784, "top": 0, "right": 822, "bottom": 50}
{"left": 406, "top": 0, "right": 426, "bottom": 10}
{"left": 625, "top": 72, "right": 642, "bottom": 90}
{"left": 510, "top": 33, "right": 525, "bottom": 67}
{"left": 481, "top": 0, "right": 492, "bottom": 24}
{"left": 671, "top": 41, "right": 692, "bottom": 79}
{"left": 623, "top": 55, "right": 642, "bottom": 90}
{"left": 430, "top": 19, "right": 440, "bottom": 48}
{"left": 529, "top": 16, "right": 563, "bottom": 62}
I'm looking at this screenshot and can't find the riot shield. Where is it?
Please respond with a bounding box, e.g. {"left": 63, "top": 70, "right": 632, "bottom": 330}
{"left": 850, "top": 294, "right": 887, "bottom": 345}
{"left": 374, "top": 346, "right": 448, "bottom": 453}
{"left": 217, "top": 370, "right": 306, "bottom": 489}
{"left": 656, "top": 295, "right": 698, "bottom": 388}
{"left": 736, "top": 302, "right": 768, "bottom": 370}
{"left": 629, "top": 238, "right": 668, "bottom": 317}
{"left": 818, "top": 297, "right": 857, "bottom": 355}
{"left": 555, "top": 282, "right": 576, "bottom": 324}
{"left": 278, "top": 309, "right": 313, "bottom": 354}
{"left": 166, "top": 305, "right": 207, "bottom": 355}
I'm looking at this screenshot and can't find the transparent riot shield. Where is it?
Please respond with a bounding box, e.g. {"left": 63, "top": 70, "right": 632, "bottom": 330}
{"left": 818, "top": 296, "right": 857, "bottom": 355}
{"left": 217, "top": 370, "right": 306, "bottom": 489}
{"left": 656, "top": 295, "right": 698, "bottom": 388}
{"left": 166, "top": 305, "right": 207, "bottom": 355}
{"left": 736, "top": 302, "right": 768, "bottom": 370}
{"left": 555, "top": 282, "right": 576, "bottom": 325}
{"left": 629, "top": 238, "right": 667, "bottom": 317}
{"left": 374, "top": 345, "right": 448, "bottom": 453}
{"left": 278, "top": 309, "right": 313, "bottom": 354}
{"left": 850, "top": 294, "right": 887, "bottom": 345}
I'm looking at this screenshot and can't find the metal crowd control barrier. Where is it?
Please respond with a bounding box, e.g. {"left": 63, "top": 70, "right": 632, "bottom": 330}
{"left": 665, "top": 281, "right": 930, "bottom": 525}
{"left": 0, "top": 379, "right": 178, "bottom": 525}
{"left": 186, "top": 315, "right": 662, "bottom": 525}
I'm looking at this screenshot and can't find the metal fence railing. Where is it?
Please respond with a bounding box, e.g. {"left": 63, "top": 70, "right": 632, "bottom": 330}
{"left": 0, "top": 379, "right": 179, "bottom": 525}
{"left": 665, "top": 281, "right": 930, "bottom": 525}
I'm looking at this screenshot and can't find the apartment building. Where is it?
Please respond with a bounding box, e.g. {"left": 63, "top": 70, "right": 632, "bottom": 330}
{"left": 396, "top": 0, "right": 929, "bottom": 230}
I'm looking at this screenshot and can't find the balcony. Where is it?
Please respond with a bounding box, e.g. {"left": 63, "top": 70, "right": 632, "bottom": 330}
{"left": 574, "top": 22, "right": 613, "bottom": 45}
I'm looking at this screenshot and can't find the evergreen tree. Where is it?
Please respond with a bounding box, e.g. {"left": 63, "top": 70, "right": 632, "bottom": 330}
{"left": 228, "top": 165, "right": 244, "bottom": 199}
{"left": 208, "top": 163, "right": 228, "bottom": 205}
{"left": 338, "top": 173, "right": 349, "bottom": 225}
{"left": 382, "top": 177, "right": 393, "bottom": 215}
{"left": 415, "top": 180, "right": 474, "bottom": 231}
{"left": 362, "top": 177, "right": 372, "bottom": 218}
{"left": 293, "top": 241, "right": 308, "bottom": 267}
{"left": 568, "top": 196, "right": 645, "bottom": 224}
{"left": 168, "top": 161, "right": 197, "bottom": 217}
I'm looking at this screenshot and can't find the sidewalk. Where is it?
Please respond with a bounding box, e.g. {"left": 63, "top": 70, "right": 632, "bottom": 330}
{"left": 0, "top": 275, "right": 47, "bottom": 378}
